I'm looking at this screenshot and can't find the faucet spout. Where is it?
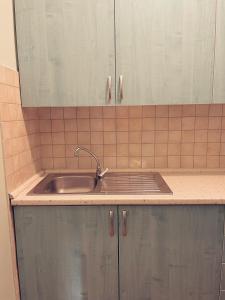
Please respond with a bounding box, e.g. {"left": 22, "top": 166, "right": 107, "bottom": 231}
{"left": 74, "top": 146, "right": 108, "bottom": 179}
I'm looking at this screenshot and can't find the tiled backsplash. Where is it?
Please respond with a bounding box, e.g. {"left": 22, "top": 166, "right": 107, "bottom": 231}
{"left": 0, "top": 65, "right": 41, "bottom": 192}
{"left": 39, "top": 105, "right": 225, "bottom": 170}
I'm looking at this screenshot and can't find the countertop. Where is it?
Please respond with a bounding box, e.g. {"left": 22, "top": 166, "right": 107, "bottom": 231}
{"left": 10, "top": 169, "right": 225, "bottom": 206}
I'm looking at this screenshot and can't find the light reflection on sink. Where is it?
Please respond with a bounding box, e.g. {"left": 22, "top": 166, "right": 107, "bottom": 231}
{"left": 28, "top": 172, "right": 172, "bottom": 195}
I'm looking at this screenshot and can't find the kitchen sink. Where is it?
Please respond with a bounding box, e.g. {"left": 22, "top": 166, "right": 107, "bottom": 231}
{"left": 29, "top": 172, "right": 172, "bottom": 195}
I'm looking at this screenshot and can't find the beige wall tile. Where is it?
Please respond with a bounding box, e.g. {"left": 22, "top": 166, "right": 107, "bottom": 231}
{"left": 90, "top": 107, "right": 103, "bottom": 118}
{"left": 209, "top": 104, "right": 223, "bottom": 116}
{"left": 104, "top": 145, "right": 116, "bottom": 157}
{"left": 182, "top": 117, "right": 195, "bottom": 130}
{"left": 77, "top": 132, "right": 90, "bottom": 145}
{"left": 90, "top": 119, "right": 103, "bottom": 131}
{"left": 155, "top": 118, "right": 168, "bottom": 130}
{"left": 77, "top": 119, "right": 90, "bottom": 131}
{"left": 142, "top": 105, "right": 155, "bottom": 117}
{"left": 51, "top": 108, "right": 63, "bottom": 119}
{"left": 207, "top": 156, "right": 220, "bottom": 168}
{"left": 103, "top": 118, "right": 116, "bottom": 131}
{"left": 52, "top": 132, "right": 65, "bottom": 144}
{"left": 116, "top": 106, "right": 129, "bottom": 118}
{"left": 129, "top": 144, "right": 141, "bottom": 156}
{"left": 117, "top": 157, "right": 129, "bottom": 168}
{"left": 156, "top": 105, "right": 168, "bottom": 117}
{"left": 155, "top": 156, "right": 168, "bottom": 168}
{"left": 142, "top": 118, "right": 155, "bottom": 130}
{"left": 117, "top": 132, "right": 129, "bottom": 144}
{"left": 195, "top": 130, "right": 208, "bottom": 142}
{"left": 155, "top": 131, "right": 168, "bottom": 143}
{"left": 194, "top": 156, "right": 207, "bottom": 168}
{"left": 129, "top": 157, "right": 141, "bottom": 168}
{"left": 129, "top": 131, "right": 141, "bottom": 143}
{"left": 104, "top": 132, "right": 116, "bottom": 144}
{"left": 63, "top": 107, "right": 76, "bottom": 119}
{"left": 129, "top": 106, "right": 142, "bottom": 118}
{"left": 142, "top": 131, "right": 155, "bottom": 143}
{"left": 103, "top": 107, "right": 115, "bottom": 118}
{"left": 64, "top": 119, "right": 77, "bottom": 131}
{"left": 168, "top": 156, "right": 180, "bottom": 168}
{"left": 91, "top": 132, "right": 103, "bottom": 145}
{"left": 117, "top": 144, "right": 129, "bottom": 157}
{"left": 129, "top": 118, "right": 142, "bottom": 131}
{"left": 51, "top": 120, "right": 64, "bottom": 132}
{"left": 142, "top": 156, "right": 154, "bottom": 168}
{"left": 169, "top": 105, "right": 182, "bottom": 117}
{"left": 182, "top": 105, "right": 195, "bottom": 116}
{"left": 77, "top": 107, "right": 90, "bottom": 118}
{"left": 65, "top": 132, "right": 77, "bottom": 145}
{"left": 104, "top": 156, "right": 117, "bottom": 168}
{"left": 142, "top": 144, "right": 154, "bottom": 156}
{"left": 181, "top": 156, "right": 193, "bottom": 168}
{"left": 116, "top": 118, "right": 129, "bottom": 131}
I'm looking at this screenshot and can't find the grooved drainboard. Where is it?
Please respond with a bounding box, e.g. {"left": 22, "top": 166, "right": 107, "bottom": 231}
{"left": 28, "top": 172, "right": 172, "bottom": 195}
{"left": 100, "top": 172, "right": 172, "bottom": 194}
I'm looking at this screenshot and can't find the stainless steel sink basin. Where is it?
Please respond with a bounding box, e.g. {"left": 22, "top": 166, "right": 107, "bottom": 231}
{"left": 47, "top": 175, "right": 97, "bottom": 194}
{"left": 28, "top": 172, "right": 172, "bottom": 195}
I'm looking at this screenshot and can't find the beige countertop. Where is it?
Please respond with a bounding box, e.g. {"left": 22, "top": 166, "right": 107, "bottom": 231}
{"left": 10, "top": 169, "right": 225, "bottom": 206}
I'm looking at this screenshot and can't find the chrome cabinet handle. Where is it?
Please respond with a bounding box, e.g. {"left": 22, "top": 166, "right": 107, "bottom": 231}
{"left": 109, "top": 210, "right": 114, "bottom": 237}
{"left": 107, "top": 76, "right": 112, "bottom": 104}
{"left": 122, "top": 210, "right": 127, "bottom": 236}
{"left": 119, "top": 75, "right": 123, "bottom": 103}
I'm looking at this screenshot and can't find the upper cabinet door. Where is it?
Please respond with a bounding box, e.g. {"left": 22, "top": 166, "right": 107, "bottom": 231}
{"left": 115, "top": 0, "right": 217, "bottom": 105}
{"left": 15, "top": 0, "right": 115, "bottom": 107}
{"left": 213, "top": 0, "right": 225, "bottom": 103}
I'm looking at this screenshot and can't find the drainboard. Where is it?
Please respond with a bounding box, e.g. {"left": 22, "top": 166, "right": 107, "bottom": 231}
{"left": 99, "top": 172, "right": 172, "bottom": 194}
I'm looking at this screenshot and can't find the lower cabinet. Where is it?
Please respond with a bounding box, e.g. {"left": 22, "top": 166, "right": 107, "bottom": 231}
{"left": 14, "top": 206, "right": 118, "bottom": 300}
{"left": 14, "top": 205, "right": 224, "bottom": 300}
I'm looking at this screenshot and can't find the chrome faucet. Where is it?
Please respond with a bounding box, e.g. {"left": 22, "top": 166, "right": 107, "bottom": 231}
{"left": 74, "top": 146, "right": 109, "bottom": 179}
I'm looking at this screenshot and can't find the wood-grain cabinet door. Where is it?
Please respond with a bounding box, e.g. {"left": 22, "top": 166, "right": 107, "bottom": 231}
{"left": 14, "top": 206, "right": 118, "bottom": 300}
{"left": 115, "top": 0, "right": 217, "bottom": 105}
{"left": 15, "top": 0, "right": 115, "bottom": 107}
{"left": 118, "top": 205, "right": 224, "bottom": 300}
{"left": 213, "top": 0, "right": 225, "bottom": 103}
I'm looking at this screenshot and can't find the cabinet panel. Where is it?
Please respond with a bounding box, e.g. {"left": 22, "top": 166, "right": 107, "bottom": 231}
{"left": 213, "top": 0, "right": 225, "bottom": 103}
{"left": 14, "top": 206, "right": 118, "bottom": 300}
{"left": 119, "top": 206, "right": 224, "bottom": 300}
{"left": 115, "top": 0, "right": 217, "bottom": 105}
{"left": 15, "top": 0, "right": 115, "bottom": 107}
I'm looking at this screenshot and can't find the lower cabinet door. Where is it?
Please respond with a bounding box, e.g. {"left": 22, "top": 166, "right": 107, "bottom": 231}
{"left": 118, "top": 205, "right": 224, "bottom": 300}
{"left": 14, "top": 206, "right": 118, "bottom": 300}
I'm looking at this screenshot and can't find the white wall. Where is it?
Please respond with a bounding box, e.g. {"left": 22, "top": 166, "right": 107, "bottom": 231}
{"left": 0, "top": 0, "right": 17, "bottom": 69}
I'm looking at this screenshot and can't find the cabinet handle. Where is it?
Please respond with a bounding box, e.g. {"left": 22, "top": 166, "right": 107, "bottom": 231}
{"left": 122, "top": 210, "right": 127, "bottom": 236}
{"left": 107, "top": 76, "right": 112, "bottom": 104}
{"left": 119, "top": 75, "right": 123, "bottom": 103}
{"left": 109, "top": 210, "right": 114, "bottom": 237}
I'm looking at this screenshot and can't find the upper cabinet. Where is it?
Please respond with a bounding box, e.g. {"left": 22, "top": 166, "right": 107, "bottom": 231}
{"left": 213, "top": 0, "right": 225, "bottom": 103}
{"left": 15, "top": 0, "right": 223, "bottom": 107}
{"left": 115, "top": 0, "right": 217, "bottom": 105}
{"left": 15, "top": 0, "right": 115, "bottom": 106}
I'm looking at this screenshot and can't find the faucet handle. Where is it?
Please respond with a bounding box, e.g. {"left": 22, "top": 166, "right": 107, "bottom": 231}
{"left": 98, "top": 168, "right": 109, "bottom": 178}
